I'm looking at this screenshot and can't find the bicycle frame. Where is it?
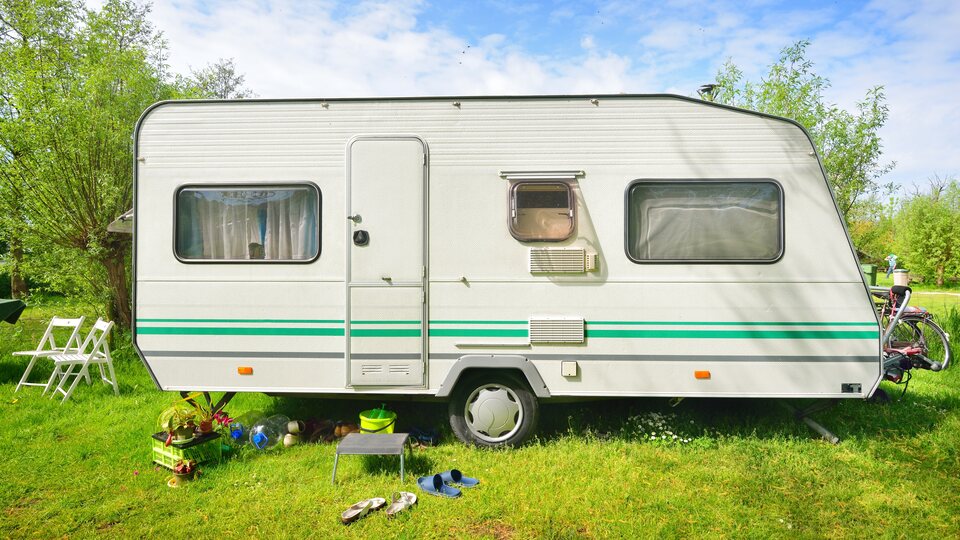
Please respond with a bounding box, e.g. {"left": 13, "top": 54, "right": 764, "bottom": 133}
{"left": 872, "top": 285, "right": 912, "bottom": 350}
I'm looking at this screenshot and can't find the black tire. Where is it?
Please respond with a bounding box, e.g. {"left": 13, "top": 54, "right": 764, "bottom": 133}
{"left": 893, "top": 316, "right": 952, "bottom": 370}
{"left": 448, "top": 371, "right": 539, "bottom": 448}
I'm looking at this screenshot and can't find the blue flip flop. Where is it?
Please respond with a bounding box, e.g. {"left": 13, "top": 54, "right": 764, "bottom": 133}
{"left": 417, "top": 473, "right": 461, "bottom": 498}
{"left": 439, "top": 469, "right": 480, "bottom": 488}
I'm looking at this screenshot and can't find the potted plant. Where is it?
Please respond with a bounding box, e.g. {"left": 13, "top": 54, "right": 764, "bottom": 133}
{"left": 170, "top": 459, "right": 197, "bottom": 486}
{"left": 158, "top": 403, "right": 201, "bottom": 446}
{"left": 181, "top": 394, "right": 221, "bottom": 435}
{"left": 194, "top": 401, "right": 215, "bottom": 434}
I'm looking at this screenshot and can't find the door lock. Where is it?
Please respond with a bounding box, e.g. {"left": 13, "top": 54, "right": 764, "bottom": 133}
{"left": 347, "top": 214, "right": 362, "bottom": 224}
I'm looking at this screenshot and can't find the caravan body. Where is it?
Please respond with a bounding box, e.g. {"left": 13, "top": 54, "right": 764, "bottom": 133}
{"left": 133, "top": 95, "right": 881, "bottom": 446}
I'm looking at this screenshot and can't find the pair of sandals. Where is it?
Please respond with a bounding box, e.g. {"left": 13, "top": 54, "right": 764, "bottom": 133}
{"left": 340, "top": 492, "right": 417, "bottom": 524}
{"left": 416, "top": 469, "right": 479, "bottom": 498}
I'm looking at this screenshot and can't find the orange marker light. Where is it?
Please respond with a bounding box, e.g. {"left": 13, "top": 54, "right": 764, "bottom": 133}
{"left": 694, "top": 370, "right": 711, "bottom": 380}
{"left": 238, "top": 366, "right": 253, "bottom": 375}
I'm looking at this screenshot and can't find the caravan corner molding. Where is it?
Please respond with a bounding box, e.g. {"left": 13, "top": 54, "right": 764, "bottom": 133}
{"left": 132, "top": 94, "right": 881, "bottom": 447}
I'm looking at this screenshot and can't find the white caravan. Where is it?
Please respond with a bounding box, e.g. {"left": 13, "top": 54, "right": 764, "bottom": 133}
{"left": 132, "top": 95, "right": 881, "bottom": 446}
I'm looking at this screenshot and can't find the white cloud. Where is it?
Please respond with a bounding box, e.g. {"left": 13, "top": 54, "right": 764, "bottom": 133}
{"left": 93, "top": 0, "right": 960, "bottom": 186}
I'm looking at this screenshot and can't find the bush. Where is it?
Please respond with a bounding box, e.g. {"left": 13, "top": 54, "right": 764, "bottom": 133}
{"left": 939, "top": 306, "right": 960, "bottom": 355}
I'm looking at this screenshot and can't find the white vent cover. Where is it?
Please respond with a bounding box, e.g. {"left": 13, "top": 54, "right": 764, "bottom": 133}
{"left": 352, "top": 361, "right": 422, "bottom": 385}
{"left": 363, "top": 364, "right": 412, "bottom": 376}
{"left": 361, "top": 364, "right": 383, "bottom": 375}
{"left": 530, "top": 248, "right": 587, "bottom": 273}
{"left": 529, "top": 317, "right": 585, "bottom": 344}
{"left": 389, "top": 364, "right": 411, "bottom": 375}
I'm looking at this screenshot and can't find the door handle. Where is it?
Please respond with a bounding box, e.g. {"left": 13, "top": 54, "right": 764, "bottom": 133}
{"left": 353, "top": 230, "right": 369, "bottom": 246}
{"left": 381, "top": 276, "right": 392, "bottom": 282}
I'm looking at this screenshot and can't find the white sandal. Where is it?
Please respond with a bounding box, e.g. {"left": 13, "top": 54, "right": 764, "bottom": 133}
{"left": 385, "top": 491, "right": 418, "bottom": 518}
{"left": 341, "top": 497, "right": 386, "bottom": 524}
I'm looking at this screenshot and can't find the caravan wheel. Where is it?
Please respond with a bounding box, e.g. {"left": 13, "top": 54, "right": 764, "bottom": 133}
{"left": 449, "top": 372, "right": 538, "bottom": 448}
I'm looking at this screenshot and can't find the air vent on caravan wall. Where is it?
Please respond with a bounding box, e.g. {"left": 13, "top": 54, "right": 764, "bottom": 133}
{"left": 353, "top": 361, "right": 422, "bottom": 386}
{"left": 529, "top": 317, "right": 585, "bottom": 344}
{"left": 529, "top": 248, "right": 598, "bottom": 273}
{"left": 361, "top": 364, "right": 383, "bottom": 376}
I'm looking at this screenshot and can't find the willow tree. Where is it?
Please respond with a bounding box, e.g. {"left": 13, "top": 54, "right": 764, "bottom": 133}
{"left": 710, "top": 41, "right": 894, "bottom": 222}
{"left": 0, "top": 0, "right": 175, "bottom": 328}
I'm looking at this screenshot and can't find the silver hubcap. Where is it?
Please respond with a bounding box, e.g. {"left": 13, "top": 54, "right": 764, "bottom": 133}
{"left": 464, "top": 383, "right": 523, "bottom": 443}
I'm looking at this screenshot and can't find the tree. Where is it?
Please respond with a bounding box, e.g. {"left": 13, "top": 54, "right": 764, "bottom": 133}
{"left": 712, "top": 41, "right": 894, "bottom": 222}
{"left": 183, "top": 57, "right": 255, "bottom": 99}
{"left": 0, "top": 0, "right": 177, "bottom": 328}
{"left": 847, "top": 194, "right": 896, "bottom": 264}
{"left": 895, "top": 177, "right": 960, "bottom": 287}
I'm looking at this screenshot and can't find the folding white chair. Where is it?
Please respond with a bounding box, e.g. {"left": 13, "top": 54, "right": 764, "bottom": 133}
{"left": 47, "top": 319, "right": 118, "bottom": 404}
{"left": 13, "top": 316, "right": 86, "bottom": 393}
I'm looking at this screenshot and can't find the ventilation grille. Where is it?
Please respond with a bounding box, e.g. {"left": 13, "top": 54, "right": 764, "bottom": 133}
{"left": 361, "top": 364, "right": 383, "bottom": 375}
{"left": 352, "top": 360, "right": 422, "bottom": 385}
{"left": 529, "top": 248, "right": 586, "bottom": 273}
{"left": 529, "top": 317, "right": 585, "bottom": 344}
{"left": 361, "top": 363, "right": 411, "bottom": 376}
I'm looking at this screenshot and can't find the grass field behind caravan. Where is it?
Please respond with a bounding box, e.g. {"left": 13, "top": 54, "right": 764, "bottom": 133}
{"left": 1, "top": 300, "right": 958, "bottom": 538}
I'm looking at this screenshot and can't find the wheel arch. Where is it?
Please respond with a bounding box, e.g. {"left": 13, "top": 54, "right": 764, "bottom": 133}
{"left": 435, "top": 355, "right": 551, "bottom": 398}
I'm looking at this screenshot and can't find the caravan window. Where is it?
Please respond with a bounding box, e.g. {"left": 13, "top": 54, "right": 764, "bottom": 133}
{"left": 175, "top": 185, "right": 320, "bottom": 262}
{"left": 625, "top": 180, "right": 782, "bottom": 263}
{"left": 509, "top": 182, "right": 576, "bottom": 241}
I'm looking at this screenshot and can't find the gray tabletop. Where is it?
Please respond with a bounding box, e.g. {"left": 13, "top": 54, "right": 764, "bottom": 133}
{"left": 335, "top": 432, "right": 410, "bottom": 455}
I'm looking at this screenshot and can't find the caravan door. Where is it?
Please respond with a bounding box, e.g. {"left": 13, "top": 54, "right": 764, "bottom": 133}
{"left": 346, "top": 136, "right": 427, "bottom": 387}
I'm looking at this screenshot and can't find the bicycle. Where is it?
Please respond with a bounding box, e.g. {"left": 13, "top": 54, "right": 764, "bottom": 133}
{"left": 871, "top": 285, "right": 952, "bottom": 396}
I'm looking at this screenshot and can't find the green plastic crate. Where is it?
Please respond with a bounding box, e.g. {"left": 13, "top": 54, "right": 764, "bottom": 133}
{"left": 151, "top": 432, "right": 222, "bottom": 470}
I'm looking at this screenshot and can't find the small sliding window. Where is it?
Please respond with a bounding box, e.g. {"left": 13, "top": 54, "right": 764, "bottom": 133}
{"left": 625, "top": 180, "right": 783, "bottom": 263}
{"left": 175, "top": 184, "right": 321, "bottom": 262}
{"left": 509, "top": 182, "right": 576, "bottom": 242}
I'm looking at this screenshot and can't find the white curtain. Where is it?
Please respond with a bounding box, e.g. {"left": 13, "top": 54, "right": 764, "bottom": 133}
{"left": 177, "top": 188, "right": 317, "bottom": 260}
{"left": 264, "top": 192, "right": 316, "bottom": 260}
{"left": 628, "top": 183, "right": 780, "bottom": 261}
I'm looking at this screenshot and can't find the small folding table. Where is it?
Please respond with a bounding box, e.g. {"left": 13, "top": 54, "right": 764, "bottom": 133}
{"left": 331, "top": 432, "right": 411, "bottom": 485}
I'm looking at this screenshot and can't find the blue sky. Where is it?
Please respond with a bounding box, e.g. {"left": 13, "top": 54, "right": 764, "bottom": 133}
{"left": 121, "top": 0, "right": 960, "bottom": 188}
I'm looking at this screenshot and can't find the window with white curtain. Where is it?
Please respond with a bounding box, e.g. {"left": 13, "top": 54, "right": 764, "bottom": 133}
{"left": 175, "top": 185, "right": 320, "bottom": 261}
{"left": 626, "top": 180, "right": 782, "bottom": 262}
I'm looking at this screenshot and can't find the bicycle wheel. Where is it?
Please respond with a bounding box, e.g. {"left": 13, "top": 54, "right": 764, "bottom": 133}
{"left": 894, "top": 316, "right": 952, "bottom": 370}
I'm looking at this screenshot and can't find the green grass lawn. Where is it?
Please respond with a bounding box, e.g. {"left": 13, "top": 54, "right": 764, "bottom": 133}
{"left": 1, "top": 302, "right": 958, "bottom": 538}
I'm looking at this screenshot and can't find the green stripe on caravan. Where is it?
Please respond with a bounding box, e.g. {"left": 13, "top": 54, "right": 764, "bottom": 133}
{"left": 135, "top": 319, "right": 878, "bottom": 339}
{"left": 585, "top": 329, "right": 878, "bottom": 339}
{"left": 136, "top": 319, "right": 877, "bottom": 326}
{"left": 135, "top": 327, "right": 424, "bottom": 338}
{"left": 135, "top": 318, "right": 345, "bottom": 324}
{"left": 135, "top": 327, "right": 346, "bottom": 336}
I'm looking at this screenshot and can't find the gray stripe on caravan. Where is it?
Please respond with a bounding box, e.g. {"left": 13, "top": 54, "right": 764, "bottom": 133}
{"left": 142, "top": 351, "right": 878, "bottom": 363}
{"left": 430, "top": 353, "right": 878, "bottom": 362}
{"left": 351, "top": 353, "right": 422, "bottom": 360}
